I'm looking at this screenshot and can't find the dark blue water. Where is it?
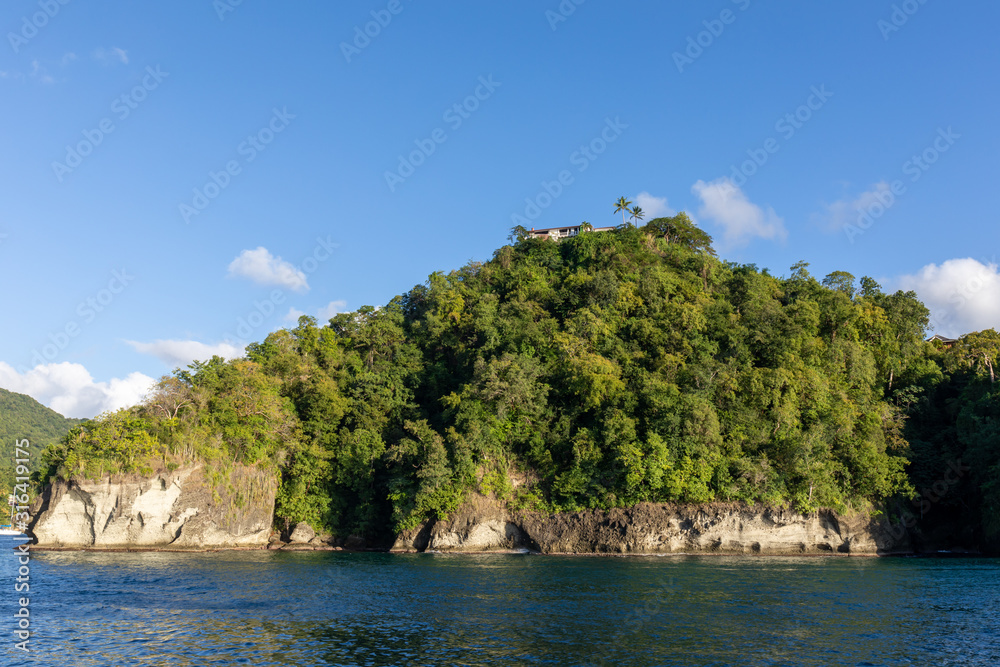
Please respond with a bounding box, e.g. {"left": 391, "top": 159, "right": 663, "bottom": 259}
{"left": 3, "top": 540, "right": 998, "bottom": 666}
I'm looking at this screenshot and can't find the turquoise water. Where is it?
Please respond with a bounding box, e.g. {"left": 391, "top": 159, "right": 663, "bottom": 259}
{"left": 3, "top": 541, "right": 998, "bottom": 666}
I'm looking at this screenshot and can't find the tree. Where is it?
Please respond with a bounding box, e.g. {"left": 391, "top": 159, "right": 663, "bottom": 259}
{"left": 642, "top": 214, "right": 715, "bottom": 255}
{"left": 859, "top": 276, "right": 882, "bottom": 299}
{"left": 822, "top": 271, "right": 856, "bottom": 299}
{"left": 508, "top": 225, "right": 529, "bottom": 243}
{"left": 194, "top": 359, "right": 299, "bottom": 464}
{"left": 958, "top": 330, "right": 1000, "bottom": 384}
{"left": 579, "top": 221, "right": 593, "bottom": 232}
{"left": 614, "top": 196, "right": 633, "bottom": 225}
{"left": 629, "top": 205, "right": 645, "bottom": 226}
{"left": 57, "top": 410, "right": 161, "bottom": 479}
{"left": 789, "top": 261, "right": 812, "bottom": 282}
{"left": 144, "top": 376, "right": 195, "bottom": 421}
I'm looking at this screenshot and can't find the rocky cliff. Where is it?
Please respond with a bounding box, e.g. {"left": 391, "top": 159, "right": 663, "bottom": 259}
{"left": 27, "top": 473, "right": 912, "bottom": 554}
{"left": 391, "top": 494, "right": 910, "bottom": 555}
{"left": 28, "top": 463, "right": 277, "bottom": 549}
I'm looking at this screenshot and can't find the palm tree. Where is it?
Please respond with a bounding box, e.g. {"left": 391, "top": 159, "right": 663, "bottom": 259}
{"left": 614, "top": 196, "right": 633, "bottom": 225}
{"left": 629, "top": 205, "right": 645, "bottom": 226}
{"left": 579, "top": 221, "right": 593, "bottom": 232}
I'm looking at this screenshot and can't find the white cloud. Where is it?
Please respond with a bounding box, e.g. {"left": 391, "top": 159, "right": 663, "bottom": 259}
{"left": 60, "top": 52, "right": 77, "bottom": 66}
{"left": 897, "top": 258, "right": 1000, "bottom": 338}
{"left": 94, "top": 47, "right": 129, "bottom": 65}
{"left": 816, "top": 182, "right": 893, "bottom": 231}
{"left": 227, "top": 247, "right": 308, "bottom": 292}
{"left": 30, "top": 60, "right": 54, "bottom": 84}
{"left": 317, "top": 300, "right": 348, "bottom": 321}
{"left": 126, "top": 339, "right": 245, "bottom": 369}
{"left": 634, "top": 192, "right": 675, "bottom": 220}
{"left": 691, "top": 178, "right": 787, "bottom": 246}
{"left": 0, "top": 362, "right": 155, "bottom": 419}
{"left": 285, "top": 307, "right": 306, "bottom": 323}
{"left": 284, "top": 300, "right": 348, "bottom": 324}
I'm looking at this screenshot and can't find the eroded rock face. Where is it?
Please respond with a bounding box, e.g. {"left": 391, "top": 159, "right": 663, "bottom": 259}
{"left": 391, "top": 495, "right": 910, "bottom": 555}
{"left": 29, "top": 464, "right": 277, "bottom": 549}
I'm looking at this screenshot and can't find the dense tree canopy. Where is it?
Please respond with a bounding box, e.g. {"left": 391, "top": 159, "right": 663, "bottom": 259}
{"left": 31, "top": 214, "right": 1000, "bottom": 550}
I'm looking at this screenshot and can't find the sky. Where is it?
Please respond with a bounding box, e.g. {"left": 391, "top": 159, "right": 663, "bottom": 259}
{"left": 1, "top": 0, "right": 999, "bottom": 418}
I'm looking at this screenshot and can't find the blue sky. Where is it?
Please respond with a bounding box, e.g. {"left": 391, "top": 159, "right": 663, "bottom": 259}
{"left": 2, "top": 0, "right": 998, "bottom": 417}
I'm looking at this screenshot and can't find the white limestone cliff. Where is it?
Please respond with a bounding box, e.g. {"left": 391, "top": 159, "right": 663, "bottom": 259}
{"left": 29, "top": 464, "right": 277, "bottom": 549}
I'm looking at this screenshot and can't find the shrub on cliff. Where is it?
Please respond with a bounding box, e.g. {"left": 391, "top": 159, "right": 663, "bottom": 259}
{"left": 33, "top": 358, "right": 300, "bottom": 494}
{"left": 34, "top": 410, "right": 161, "bottom": 482}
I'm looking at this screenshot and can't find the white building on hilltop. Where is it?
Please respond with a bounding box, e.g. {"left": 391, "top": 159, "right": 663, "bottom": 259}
{"left": 526, "top": 224, "right": 615, "bottom": 241}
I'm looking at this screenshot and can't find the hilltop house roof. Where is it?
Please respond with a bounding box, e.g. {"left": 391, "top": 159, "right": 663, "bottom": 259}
{"left": 527, "top": 224, "right": 615, "bottom": 240}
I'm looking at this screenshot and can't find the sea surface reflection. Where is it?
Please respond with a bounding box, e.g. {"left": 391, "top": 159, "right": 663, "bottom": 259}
{"left": 3, "top": 544, "right": 998, "bottom": 666}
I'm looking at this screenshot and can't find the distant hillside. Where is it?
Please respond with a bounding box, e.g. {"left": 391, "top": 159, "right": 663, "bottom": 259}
{"left": 0, "top": 388, "right": 82, "bottom": 497}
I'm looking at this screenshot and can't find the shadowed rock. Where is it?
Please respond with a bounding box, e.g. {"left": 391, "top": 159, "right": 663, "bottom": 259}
{"left": 391, "top": 494, "right": 910, "bottom": 555}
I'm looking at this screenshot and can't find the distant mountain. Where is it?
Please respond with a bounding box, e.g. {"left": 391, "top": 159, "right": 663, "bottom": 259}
{"left": 0, "top": 388, "right": 82, "bottom": 496}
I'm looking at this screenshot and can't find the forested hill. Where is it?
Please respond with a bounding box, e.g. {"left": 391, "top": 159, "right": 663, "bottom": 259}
{"left": 1, "top": 388, "right": 82, "bottom": 497}
{"left": 32, "top": 215, "right": 1000, "bottom": 550}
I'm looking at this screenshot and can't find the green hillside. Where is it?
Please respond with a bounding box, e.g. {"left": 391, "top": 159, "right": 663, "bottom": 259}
{"left": 0, "top": 388, "right": 82, "bottom": 499}
{"left": 30, "top": 214, "right": 1000, "bottom": 550}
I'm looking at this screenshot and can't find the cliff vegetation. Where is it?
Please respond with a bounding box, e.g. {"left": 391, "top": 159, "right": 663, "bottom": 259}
{"left": 30, "top": 214, "right": 1000, "bottom": 550}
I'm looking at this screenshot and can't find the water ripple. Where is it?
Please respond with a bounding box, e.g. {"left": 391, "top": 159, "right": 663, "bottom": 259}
{"left": 2, "top": 546, "right": 998, "bottom": 666}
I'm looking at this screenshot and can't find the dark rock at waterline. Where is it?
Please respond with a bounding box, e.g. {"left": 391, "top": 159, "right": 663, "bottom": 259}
{"left": 289, "top": 522, "right": 316, "bottom": 544}
{"left": 391, "top": 494, "right": 911, "bottom": 555}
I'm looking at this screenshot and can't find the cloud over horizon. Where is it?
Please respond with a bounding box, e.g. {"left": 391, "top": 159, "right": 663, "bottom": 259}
{"left": 633, "top": 192, "right": 675, "bottom": 220}
{"left": 691, "top": 178, "right": 787, "bottom": 247}
{"left": 0, "top": 362, "right": 154, "bottom": 419}
{"left": 285, "top": 299, "right": 348, "bottom": 324}
{"left": 897, "top": 257, "right": 1000, "bottom": 338}
{"left": 126, "top": 339, "right": 246, "bottom": 369}
{"left": 815, "top": 181, "right": 894, "bottom": 231}
{"left": 227, "top": 247, "right": 309, "bottom": 292}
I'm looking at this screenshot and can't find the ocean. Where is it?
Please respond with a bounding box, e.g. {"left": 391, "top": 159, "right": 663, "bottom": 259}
{"left": 3, "top": 543, "right": 998, "bottom": 666}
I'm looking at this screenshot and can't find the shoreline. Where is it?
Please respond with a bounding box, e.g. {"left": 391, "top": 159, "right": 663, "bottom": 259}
{"left": 23, "top": 544, "right": 987, "bottom": 558}
{"left": 25, "top": 487, "right": 993, "bottom": 557}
